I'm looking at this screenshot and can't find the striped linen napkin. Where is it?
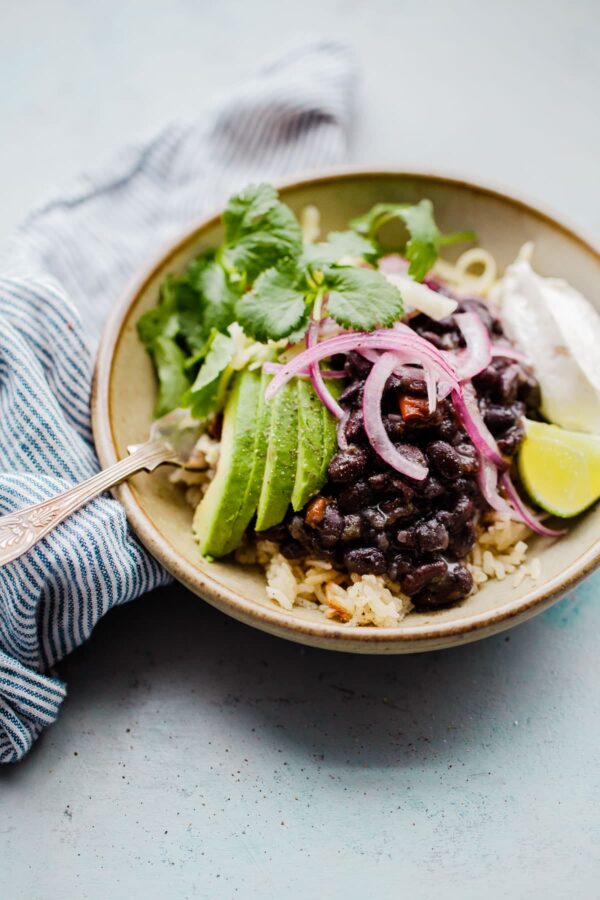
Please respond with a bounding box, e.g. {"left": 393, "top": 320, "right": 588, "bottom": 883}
{"left": 0, "top": 41, "right": 356, "bottom": 763}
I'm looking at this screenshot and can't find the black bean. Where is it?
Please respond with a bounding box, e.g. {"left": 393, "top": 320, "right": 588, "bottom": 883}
{"left": 343, "top": 547, "right": 387, "bottom": 575}
{"left": 453, "top": 477, "right": 479, "bottom": 497}
{"left": 287, "top": 515, "right": 306, "bottom": 542}
{"left": 319, "top": 505, "right": 344, "bottom": 547}
{"left": 414, "top": 517, "right": 450, "bottom": 552}
{"left": 373, "top": 531, "right": 391, "bottom": 553}
{"left": 337, "top": 480, "right": 372, "bottom": 513}
{"left": 380, "top": 496, "right": 415, "bottom": 525}
{"left": 395, "top": 526, "right": 417, "bottom": 548}
{"left": 400, "top": 559, "right": 448, "bottom": 596}
{"left": 345, "top": 409, "right": 366, "bottom": 443}
{"left": 398, "top": 374, "right": 428, "bottom": 395}
{"left": 383, "top": 414, "right": 405, "bottom": 439}
{"left": 327, "top": 446, "right": 369, "bottom": 483}
{"left": 280, "top": 539, "right": 305, "bottom": 559}
{"left": 341, "top": 514, "right": 362, "bottom": 542}
{"left": 367, "top": 472, "right": 389, "bottom": 492}
{"left": 289, "top": 515, "right": 320, "bottom": 554}
{"left": 496, "top": 420, "right": 525, "bottom": 456}
{"left": 339, "top": 380, "right": 363, "bottom": 405}
{"left": 361, "top": 508, "right": 386, "bottom": 531}
{"left": 258, "top": 523, "right": 288, "bottom": 541}
{"left": 389, "top": 477, "right": 416, "bottom": 502}
{"left": 427, "top": 441, "right": 461, "bottom": 477}
{"left": 449, "top": 522, "right": 477, "bottom": 557}
{"left": 345, "top": 352, "right": 372, "bottom": 378}
{"left": 415, "top": 475, "right": 446, "bottom": 501}
{"left": 387, "top": 552, "right": 413, "bottom": 582}
{"left": 452, "top": 442, "right": 479, "bottom": 474}
{"left": 394, "top": 443, "right": 428, "bottom": 474}
{"left": 483, "top": 404, "right": 517, "bottom": 433}
{"left": 439, "top": 495, "right": 475, "bottom": 532}
{"left": 437, "top": 414, "right": 460, "bottom": 443}
{"left": 519, "top": 372, "right": 541, "bottom": 411}
{"left": 385, "top": 373, "right": 404, "bottom": 393}
{"left": 412, "top": 562, "right": 473, "bottom": 610}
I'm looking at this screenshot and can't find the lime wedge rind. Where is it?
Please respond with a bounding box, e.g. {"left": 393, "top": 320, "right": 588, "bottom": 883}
{"left": 518, "top": 419, "right": 600, "bottom": 518}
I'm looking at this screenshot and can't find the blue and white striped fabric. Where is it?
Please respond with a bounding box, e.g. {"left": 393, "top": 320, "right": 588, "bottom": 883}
{"left": 0, "top": 41, "right": 355, "bottom": 763}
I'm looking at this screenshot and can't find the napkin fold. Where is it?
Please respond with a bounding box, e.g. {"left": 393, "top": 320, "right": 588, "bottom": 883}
{"left": 0, "top": 40, "right": 356, "bottom": 762}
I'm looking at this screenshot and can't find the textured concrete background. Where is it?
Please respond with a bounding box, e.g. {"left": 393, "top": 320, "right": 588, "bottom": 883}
{"left": 1, "top": 1, "right": 599, "bottom": 898}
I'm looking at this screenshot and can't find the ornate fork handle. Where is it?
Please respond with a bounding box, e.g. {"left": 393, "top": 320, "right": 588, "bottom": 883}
{"left": 0, "top": 441, "right": 176, "bottom": 568}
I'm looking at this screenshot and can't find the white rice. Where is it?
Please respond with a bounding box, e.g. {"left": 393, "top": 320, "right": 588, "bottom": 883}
{"left": 169, "top": 433, "right": 220, "bottom": 507}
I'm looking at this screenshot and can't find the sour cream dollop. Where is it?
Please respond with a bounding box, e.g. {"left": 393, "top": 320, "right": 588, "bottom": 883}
{"left": 493, "top": 250, "right": 600, "bottom": 434}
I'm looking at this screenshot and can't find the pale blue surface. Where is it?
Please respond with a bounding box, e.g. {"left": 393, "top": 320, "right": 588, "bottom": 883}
{"left": 1, "top": 1, "right": 599, "bottom": 897}
{"left": 2, "top": 580, "right": 599, "bottom": 898}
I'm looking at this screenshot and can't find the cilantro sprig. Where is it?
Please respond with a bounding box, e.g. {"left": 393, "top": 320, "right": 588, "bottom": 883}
{"left": 138, "top": 183, "right": 475, "bottom": 418}
{"left": 351, "top": 199, "right": 475, "bottom": 282}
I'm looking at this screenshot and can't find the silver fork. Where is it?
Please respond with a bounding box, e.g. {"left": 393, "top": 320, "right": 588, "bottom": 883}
{"left": 0, "top": 409, "right": 204, "bottom": 568}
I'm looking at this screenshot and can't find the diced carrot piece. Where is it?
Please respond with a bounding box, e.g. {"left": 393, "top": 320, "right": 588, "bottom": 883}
{"left": 305, "top": 496, "right": 327, "bottom": 527}
{"left": 399, "top": 395, "right": 430, "bottom": 422}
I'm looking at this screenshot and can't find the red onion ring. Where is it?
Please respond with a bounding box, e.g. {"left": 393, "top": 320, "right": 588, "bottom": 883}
{"left": 478, "top": 455, "right": 514, "bottom": 515}
{"left": 262, "top": 361, "right": 346, "bottom": 378}
{"left": 336, "top": 409, "right": 350, "bottom": 451}
{"left": 306, "top": 320, "right": 344, "bottom": 419}
{"left": 264, "top": 331, "right": 460, "bottom": 400}
{"left": 450, "top": 312, "right": 492, "bottom": 380}
{"left": 491, "top": 344, "right": 529, "bottom": 363}
{"left": 363, "top": 352, "right": 429, "bottom": 481}
{"left": 452, "top": 384, "right": 505, "bottom": 468}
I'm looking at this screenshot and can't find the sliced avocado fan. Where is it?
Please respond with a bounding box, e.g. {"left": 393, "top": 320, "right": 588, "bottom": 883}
{"left": 194, "top": 372, "right": 342, "bottom": 558}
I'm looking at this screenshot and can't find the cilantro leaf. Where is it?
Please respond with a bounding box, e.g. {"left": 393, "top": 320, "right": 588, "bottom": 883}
{"left": 137, "top": 278, "right": 179, "bottom": 349}
{"left": 137, "top": 304, "right": 178, "bottom": 349}
{"left": 351, "top": 199, "right": 475, "bottom": 281}
{"left": 221, "top": 183, "right": 303, "bottom": 281}
{"left": 303, "top": 231, "right": 376, "bottom": 266}
{"left": 193, "top": 260, "right": 239, "bottom": 335}
{"left": 152, "top": 335, "right": 191, "bottom": 417}
{"left": 323, "top": 266, "right": 404, "bottom": 331}
{"left": 222, "top": 183, "right": 280, "bottom": 241}
{"left": 184, "top": 330, "right": 235, "bottom": 419}
{"left": 162, "top": 276, "right": 206, "bottom": 353}
{"left": 235, "top": 261, "right": 310, "bottom": 342}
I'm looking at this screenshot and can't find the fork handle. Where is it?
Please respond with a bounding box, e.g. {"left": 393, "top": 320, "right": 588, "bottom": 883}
{"left": 0, "top": 441, "right": 175, "bottom": 568}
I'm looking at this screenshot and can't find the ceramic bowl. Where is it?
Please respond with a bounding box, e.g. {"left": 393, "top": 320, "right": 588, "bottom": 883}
{"left": 92, "top": 168, "right": 600, "bottom": 653}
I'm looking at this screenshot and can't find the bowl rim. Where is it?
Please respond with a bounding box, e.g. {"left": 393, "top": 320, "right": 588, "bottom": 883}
{"left": 92, "top": 165, "right": 600, "bottom": 647}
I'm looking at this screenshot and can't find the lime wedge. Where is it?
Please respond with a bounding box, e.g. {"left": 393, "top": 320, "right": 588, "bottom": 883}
{"left": 518, "top": 419, "right": 600, "bottom": 517}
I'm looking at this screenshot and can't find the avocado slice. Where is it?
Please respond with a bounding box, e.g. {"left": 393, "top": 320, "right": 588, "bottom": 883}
{"left": 255, "top": 380, "right": 299, "bottom": 531}
{"left": 291, "top": 379, "right": 340, "bottom": 511}
{"left": 193, "top": 368, "right": 268, "bottom": 557}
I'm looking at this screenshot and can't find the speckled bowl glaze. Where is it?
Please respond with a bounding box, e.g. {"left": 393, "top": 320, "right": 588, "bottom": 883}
{"left": 92, "top": 169, "right": 600, "bottom": 653}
